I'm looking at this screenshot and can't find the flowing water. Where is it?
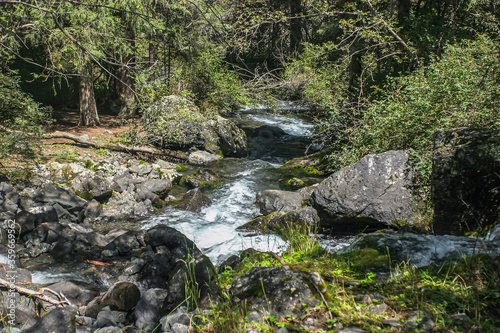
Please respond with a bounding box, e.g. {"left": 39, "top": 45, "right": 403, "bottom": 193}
{"left": 141, "top": 108, "right": 321, "bottom": 265}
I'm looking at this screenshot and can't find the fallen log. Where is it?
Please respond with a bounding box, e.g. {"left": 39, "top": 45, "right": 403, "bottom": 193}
{"left": 42, "top": 131, "right": 188, "bottom": 160}
{"left": 0, "top": 125, "right": 188, "bottom": 160}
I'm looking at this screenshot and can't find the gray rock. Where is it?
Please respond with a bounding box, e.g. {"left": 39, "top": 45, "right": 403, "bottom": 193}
{"left": 142, "top": 96, "right": 216, "bottom": 151}
{"left": 266, "top": 206, "right": 320, "bottom": 230}
{"left": 365, "top": 303, "right": 388, "bottom": 315}
{"left": 310, "top": 150, "right": 417, "bottom": 231}
{"left": 103, "top": 230, "right": 145, "bottom": 256}
{"left": 86, "top": 281, "right": 141, "bottom": 318}
{"left": 176, "top": 188, "right": 212, "bottom": 213}
{"left": 340, "top": 232, "right": 500, "bottom": 267}
{"left": 212, "top": 115, "right": 248, "bottom": 157}
{"left": 83, "top": 200, "right": 101, "bottom": 219}
{"left": 44, "top": 280, "right": 99, "bottom": 307}
{"left": 112, "top": 172, "right": 141, "bottom": 193}
{"left": 134, "top": 288, "right": 169, "bottom": 331}
{"left": 142, "top": 179, "right": 171, "bottom": 194}
{"left": 247, "top": 311, "right": 263, "bottom": 324}
{"left": 257, "top": 189, "right": 306, "bottom": 215}
{"left": 28, "top": 205, "right": 59, "bottom": 223}
{"left": 72, "top": 172, "right": 113, "bottom": 203}
{"left": 155, "top": 159, "right": 178, "bottom": 170}
{"left": 276, "top": 327, "right": 290, "bottom": 333}
{"left": 134, "top": 184, "right": 159, "bottom": 204}
{"left": 486, "top": 224, "right": 500, "bottom": 242}
{"left": 433, "top": 128, "right": 500, "bottom": 235}
{"left": 23, "top": 306, "right": 77, "bottom": 333}
{"left": 96, "top": 310, "right": 127, "bottom": 324}
{"left": 140, "top": 225, "right": 217, "bottom": 312}
{"left": 129, "top": 162, "right": 153, "bottom": 177}
{"left": 229, "top": 266, "right": 324, "bottom": 318}
{"left": 188, "top": 150, "right": 223, "bottom": 166}
{"left": 183, "top": 169, "right": 220, "bottom": 189}
{"left": 20, "top": 182, "right": 87, "bottom": 211}
{"left": 161, "top": 307, "right": 191, "bottom": 332}
{"left": 404, "top": 311, "right": 434, "bottom": 331}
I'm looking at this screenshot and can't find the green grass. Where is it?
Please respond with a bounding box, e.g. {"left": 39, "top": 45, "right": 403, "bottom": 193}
{"left": 193, "top": 223, "right": 500, "bottom": 333}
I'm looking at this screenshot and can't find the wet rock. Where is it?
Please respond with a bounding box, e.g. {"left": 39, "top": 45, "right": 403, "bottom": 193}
{"left": 176, "top": 188, "right": 212, "bottom": 212}
{"left": 23, "top": 305, "right": 77, "bottom": 333}
{"left": 134, "top": 288, "right": 169, "bottom": 332}
{"left": 433, "top": 128, "right": 500, "bottom": 235}
{"left": 188, "top": 150, "right": 223, "bottom": 166}
{"left": 72, "top": 172, "right": 113, "bottom": 203}
{"left": 229, "top": 266, "right": 324, "bottom": 318}
{"left": 257, "top": 189, "right": 306, "bottom": 215}
{"left": 266, "top": 206, "right": 320, "bottom": 230}
{"left": 85, "top": 281, "right": 141, "bottom": 318}
{"left": 139, "top": 225, "right": 217, "bottom": 312}
{"left": 0, "top": 197, "right": 18, "bottom": 214}
{"left": 212, "top": 115, "right": 248, "bottom": 157}
{"left": 340, "top": 232, "right": 500, "bottom": 267}
{"left": 310, "top": 150, "right": 417, "bottom": 232}
{"left": 183, "top": 169, "right": 220, "bottom": 188}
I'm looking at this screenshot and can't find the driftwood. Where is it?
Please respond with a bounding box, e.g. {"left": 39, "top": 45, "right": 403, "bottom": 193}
{"left": 42, "top": 131, "right": 188, "bottom": 160}
{"left": 0, "top": 278, "right": 70, "bottom": 307}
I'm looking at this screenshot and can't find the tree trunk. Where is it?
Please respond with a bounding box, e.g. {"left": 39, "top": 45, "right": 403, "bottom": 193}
{"left": 289, "top": 0, "right": 302, "bottom": 56}
{"left": 115, "top": 64, "right": 135, "bottom": 116}
{"left": 78, "top": 52, "right": 100, "bottom": 127}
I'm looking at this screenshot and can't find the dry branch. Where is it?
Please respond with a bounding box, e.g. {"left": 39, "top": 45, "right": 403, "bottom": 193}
{"left": 0, "top": 278, "right": 70, "bottom": 307}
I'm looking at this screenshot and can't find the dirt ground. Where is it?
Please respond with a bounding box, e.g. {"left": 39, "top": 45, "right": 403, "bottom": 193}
{"left": 39, "top": 108, "right": 140, "bottom": 164}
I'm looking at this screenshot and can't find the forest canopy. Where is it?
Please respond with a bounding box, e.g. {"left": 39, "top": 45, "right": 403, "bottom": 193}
{"left": 0, "top": 0, "right": 499, "bottom": 172}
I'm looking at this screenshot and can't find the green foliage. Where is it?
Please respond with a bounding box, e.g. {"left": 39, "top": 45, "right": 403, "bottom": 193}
{"left": 0, "top": 72, "right": 52, "bottom": 172}
{"left": 364, "top": 34, "right": 500, "bottom": 153}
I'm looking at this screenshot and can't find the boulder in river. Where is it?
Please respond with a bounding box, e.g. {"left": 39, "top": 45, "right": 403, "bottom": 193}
{"left": 310, "top": 150, "right": 418, "bottom": 232}
{"left": 257, "top": 189, "right": 308, "bottom": 215}
{"left": 85, "top": 281, "right": 141, "bottom": 318}
{"left": 176, "top": 188, "right": 212, "bottom": 212}
{"left": 432, "top": 128, "right": 500, "bottom": 235}
{"left": 188, "top": 150, "right": 223, "bottom": 165}
{"left": 212, "top": 115, "right": 248, "bottom": 157}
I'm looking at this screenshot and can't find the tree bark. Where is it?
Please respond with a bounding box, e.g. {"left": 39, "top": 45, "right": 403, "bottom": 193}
{"left": 78, "top": 52, "right": 100, "bottom": 127}
{"left": 289, "top": 0, "right": 302, "bottom": 56}
{"left": 115, "top": 65, "right": 135, "bottom": 116}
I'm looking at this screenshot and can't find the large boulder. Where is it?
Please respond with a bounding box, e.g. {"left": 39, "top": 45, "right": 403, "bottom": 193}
{"left": 212, "top": 115, "right": 248, "bottom": 157}
{"left": 229, "top": 266, "right": 325, "bottom": 319}
{"left": 139, "top": 225, "right": 218, "bottom": 312}
{"left": 141, "top": 96, "right": 218, "bottom": 152}
{"left": 257, "top": 189, "right": 307, "bottom": 215}
{"left": 432, "top": 128, "right": 500, "bottom": 235}
{"left": 310, "top": 150, "right": 417, "bottom": 232}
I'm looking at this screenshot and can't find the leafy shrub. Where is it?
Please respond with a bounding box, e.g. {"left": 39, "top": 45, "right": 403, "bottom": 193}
{"left": 0, "top": 72, "right": 52, "bottom": 162}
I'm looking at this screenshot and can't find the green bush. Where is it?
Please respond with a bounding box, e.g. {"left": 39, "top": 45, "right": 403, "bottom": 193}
{"left": 0, "top": 72, "right": 52, "bottom": 161}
